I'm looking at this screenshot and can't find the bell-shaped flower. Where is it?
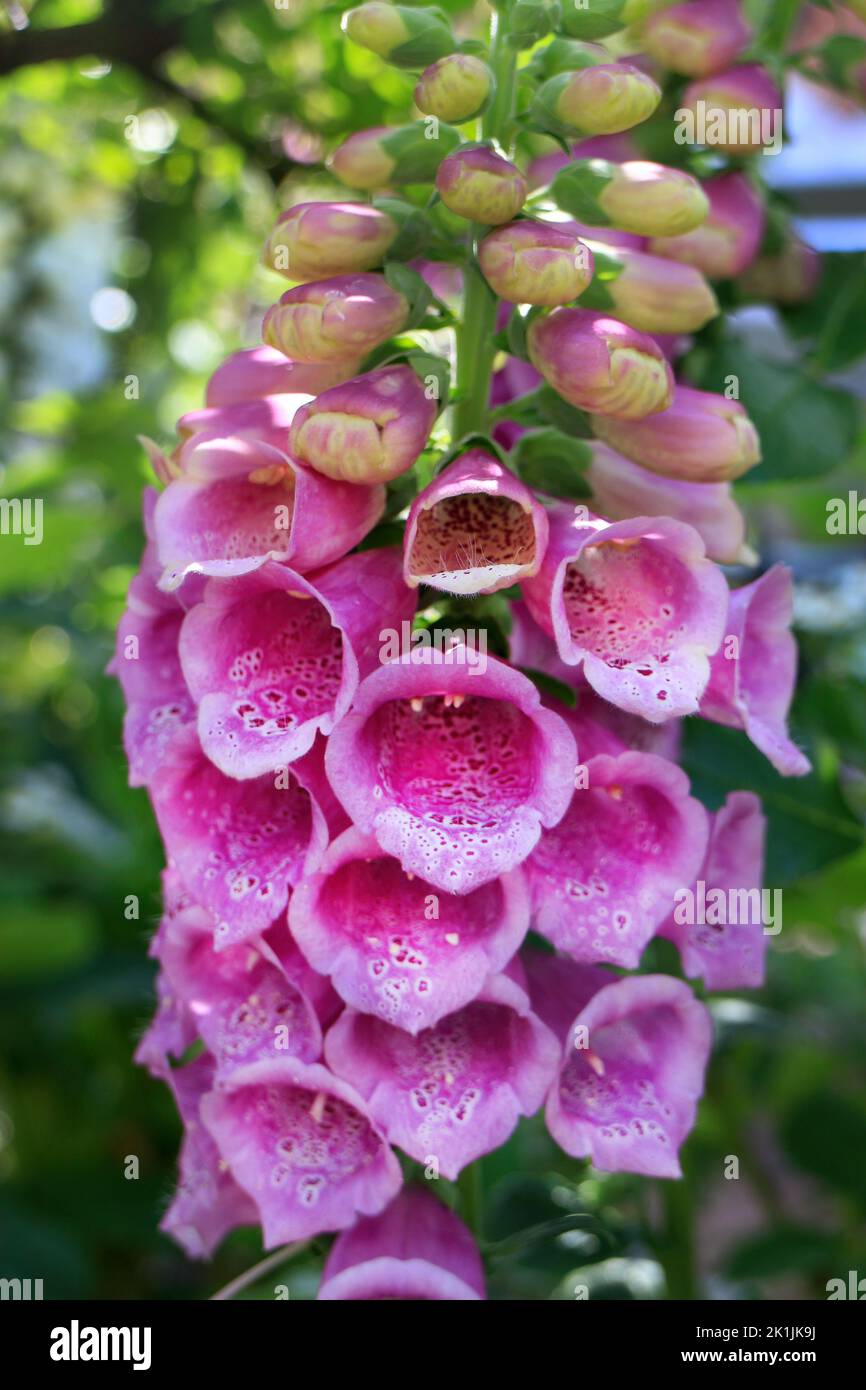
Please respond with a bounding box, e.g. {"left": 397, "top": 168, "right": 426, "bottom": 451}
{"left": 525, "top": 953, "right": 713, "bottom": 1178}
{"left": 521, "top": 503, "right": 728, "bottom": 722}
{"left": 700, "top": 565, "right": 810, "bottom": 776}
{"left": 153, "top": 432, "right": 385, "bottom": 591}
{"left": 526, "top": 723, "right": 709, "bottom": 967}
{"left": 200, "top": 1056, "right": 403, "bottom": 1246}
{"left": 324, "top": 645, "right": 577, "bottom": 894}
{"left": 178, "top": 549, "right": 416, "bottom": 779}
{"left": 317, "top": 1186, "right": 485, "bottom": 1300}
{"left": 324, "top": 973, "right": 560, "bottom": 1179}
{"left": 288, "top": 826, "right": 531, "bottom": 1033}
{"left": 149, "top": 728, "right": 329, "bottom": 950}
{"left": 403, "top": 449, "right": 550, "bottom": 595}
{"left": 661, "top": 791, "right": 769, "bottom": 989}
{"left": 204, "top": 347, "right": 355, "bottom": 408}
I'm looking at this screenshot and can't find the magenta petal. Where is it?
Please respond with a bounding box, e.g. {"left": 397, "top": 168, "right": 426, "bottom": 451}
{"left": 157, "top": 895, "right": 323, "bottom": 1073}
{"left": 526, "top": 749, "right": 709, "bottom": 968}
{"left": 179, "top": 551, "right": 413, "bottom": 779}
{"left": 661, "top": 791, "right": 768, "bottom": 990}
{"left": 324, "top": 646, "right": 577, "bottom": 894}
{"left": 587, "top": 440, "right": 750, "bottom": 564}
{"left": 289, "top": 826, "right": 531, "bottom": 1033}
{"left": 526, "top": 954, "right": 712, "bottom": 1178}
{"left": 149, "top": 727, "right": 328, "bottom": 949}
{"left": 111, "top": 494, "right": 197, "bottom": 786}
{"left": 403, "top": 449, "right": 550, "bottom": 595}
{"left": 134, "top": 969, "right": 198, "bottom": 1079}
{"left": 522, "top": 504, "right": 728, "bottom": 721}
{"left": 324, "top": 974, "right": 560, "bottom": 1179}
{"left": 205, "top": 348, "right": 355, "bottom": 407}
{"left": 154, "top": 435, "right": 384, "bottom": 590}
{"left": 200, "top": 1057, "right": 403, "bottom": 1246}
{"left": 160, "top": 1054, "right": 259, "bottom": 1258}
{"left": 700, "top": 565, "right": 810, "bottom": 776}
{"left": 318, "top": 1186, "right": 484, "bottom": 1300}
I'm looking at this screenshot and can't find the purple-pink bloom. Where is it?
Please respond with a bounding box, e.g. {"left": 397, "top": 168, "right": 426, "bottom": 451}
{"left": 525, "top": 953, "right": 713, "bottom": 1178}
{"left": 403, "top": 448, "right": 550, "bottom": 595}
{"left": 179, "top": 549, "right": 415, "bottom": 779}
{"left": 649, "top": 172, "right": 765, "bottom": 280}
{"left": 318, "top": 1186, "right": 485, "bottom": 1300}
{"left": 521, "top": 503, "right": 728, "bottom": 722}
{"left": 149, "top": 728, "right": 329, "bottom": 950}
{"left": 200, "top": 1056, "right": 403, "bottom": 1246}
{"left": 526, "top": 737, "right": 709, "bottom": 968}
{"left": 205, "top": 347, "right": 356, "bottom": 407}
{"left": 700, "top": 565, "right": 810, "bottom": 776}
{"left": 288, "top": 826, "right": 530, "bottom": 1033}
{"left": 587, "top": 439, "right": 751, "bottom": 564}
{"left": 153, "top": 432, "right": 385, "bottom": 591}
{"left": 289, "top": 365, "right": 437, "bottom": 484}
{"left": 527, "top": 308, "right": 674, "bottom": 419}
{"left": 161, "top": 1054, "right": 258, "bottom": 1258}
{"left": 661, "top": 791, "right": 768, "bottom": 990}
{"left": 324, "top": 973, "right": 559, "bottom": 1179}
{"left": 324, "top": 646, "right": 577, "bottom": 894}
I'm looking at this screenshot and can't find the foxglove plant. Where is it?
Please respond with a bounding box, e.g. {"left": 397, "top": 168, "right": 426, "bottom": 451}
{"left": 115, "top": 0, "right": 818, "bottom": 1300}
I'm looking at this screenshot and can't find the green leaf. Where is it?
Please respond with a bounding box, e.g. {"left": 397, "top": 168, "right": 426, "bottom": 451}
{"left": 782, "top": 1092, "right": 866, "bottom": 1210}
{"left": 384, "top": 261, "right": 433, "bottom": 330}
{"left": 511, "top": 427, "right": 592, "bottom": 499}
{"left": 518, "top": 666, "right": 578, "bottom": 707}
{"left": 782, "top": 252, "right": 866, "bottom": 370}
{"left": 536, "top": 385, "right": 593, "bottom": 437}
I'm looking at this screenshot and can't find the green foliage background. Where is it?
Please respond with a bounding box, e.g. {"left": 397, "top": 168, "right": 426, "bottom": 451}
{"left": 0, "top": 0, "right": 865, "bottom": 1300}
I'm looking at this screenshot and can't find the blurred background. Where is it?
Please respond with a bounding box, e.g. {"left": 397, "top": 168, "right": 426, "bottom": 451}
{"left": 1, "top": 0, "right": 865, "bottom": 1301}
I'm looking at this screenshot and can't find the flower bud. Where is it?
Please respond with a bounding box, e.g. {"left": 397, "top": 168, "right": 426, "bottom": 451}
{"left": 263, "top": 272, "right": 409, "bottom": 363}
{"left": 679, "top": 64, "right": 782, "bottom": 155}
{"left": 591, "top": 384, "right": 761, "bottom": 482}
{"left": 435, "top": 145, "right": 527, "bottom": 224}
{"left": 553, "top": 159, "right": 709, "bottom": 238}
{"left": 641, "top": 0, "right": 753, "bottom": 78}
{"left": 478, "top": 220, "right": 594, "bottom": 306}
{"left": 527, "top": 308, "right": 674, "bottom": 419}
{"left": 342, "top": 4, "right": 454, "bottom": 69}
{"left": 583, "top": 243, "right": 719, "bottom": 333}
{"left": 414, "top": 54, "right": 493, "bottom": 123}
{"left": 329, "top": 122, "right": 462, "bottom": 192}
{"left": 737, "top": 234, "right": 820, "bottom": 305}
{"left": 648, "top": 172, "right": 764, "bottom": 279}
{"left": 533, "top": 64, "right": 662, "bottom": 137}
{"left": 264, "top": 202, "right": 398, "bottom": 281}
{"left": 559, "top": 0, "right": 650, "bottom": 41}
{"left": 288, "top": 365, "right": 437, "bottom": 484}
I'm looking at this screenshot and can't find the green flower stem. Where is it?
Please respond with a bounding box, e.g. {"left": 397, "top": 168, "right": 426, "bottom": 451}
{"left": 453, "top": 10, "right": 518, "bottom": 440}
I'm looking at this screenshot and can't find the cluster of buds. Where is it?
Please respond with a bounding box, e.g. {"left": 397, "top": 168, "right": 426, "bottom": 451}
{"left": 115, "top": 0, "right": 819, "bottom": 1299}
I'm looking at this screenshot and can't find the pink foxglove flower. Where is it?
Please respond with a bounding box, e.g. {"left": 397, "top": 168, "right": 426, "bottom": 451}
{"left": 661, "top": 791, "right": 769, "bottom": 989}
{"left": 641, "top": 0, "right": 753, "bottom": 78}
{"left": 288, "top": 826, "right": 530, "bottom": 1033}
{"left": 153, "top": 432, "right": 385, "bottom": 590}
{"left": 324, "top": 973, "right": 559, "bottom": 1178}
{"left": 435, "top": 145, "right": 527, "bottom": 224}
{"left": 648, "top": 172, "right": 765, "bottom": 280}
{"left": 325, "top": 645, "right": 577, "bottom": 893}
{"left": 525, "top": 953, "right": 713, "bottom": 1178}
{"left": 591, "top": 383, "right": 761, "bottom": 484}
{"left": 149, "top": 728, "right": 329, "bottom": 950}
{"left": 204, "top": 346, "right": 356, "bottom": 407}
{"left": 200, "top": 1057, "right": 402, "bottom": 1245}
{"left": 263, "top": 201, "right": 398, "bottom": 281}
{"left": 178, "top": 549, "right": 415, "bottom": 779}
{"left": 526, "top": 735, "right": 709, "bottom": 968}
{"left": 403, "top": 449, "right": 550, "bottom": 594}
{"left": 700, "top": 565, "right": 811, "bottom": 776}
{"left": 521, "top": 503, "right": 728, "bottom": 722}
{"left": 680, "top": 63, "right": 782, "bottom": 156}
{"left": 318, "top": 1186, "right": 485, "bottom": 1300}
